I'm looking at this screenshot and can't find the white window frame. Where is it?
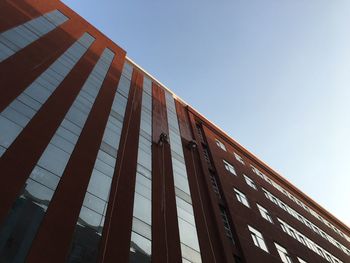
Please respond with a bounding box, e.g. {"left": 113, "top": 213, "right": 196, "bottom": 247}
{"left": 257, "top": 204, "right": 273, "bottom": 223}
{"left": 215, "top": 139, "right": 226, "bottom": 151}
{"left": 223, "top": 160, "right": 236, "bottom": 175}
{"left": 233, "top": 152, "right": 245, "bottom": 164}
{"left": 234, "top": 188, "right": 250, "bottom": 208}
{"left": 275, "top": 243, "right": 292, "bottom": 263}
{"left": 297, "top": 257, "right": 307, "bottom": 263}
{"left": 251, "top": 165, "right": 265, "bottom": 178}
{"left": 248, "top": 225, "right": 269, "bottom": 252}
{"left": 244, "top": 174, "right": 257, "bottom": 190}
{"left": 277, "top": 218, "right": 344, "bottom": 263}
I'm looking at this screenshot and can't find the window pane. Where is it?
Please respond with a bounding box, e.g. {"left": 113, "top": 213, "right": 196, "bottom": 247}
{"left": 129, "top": 232, "right": 151, "bottom": 263}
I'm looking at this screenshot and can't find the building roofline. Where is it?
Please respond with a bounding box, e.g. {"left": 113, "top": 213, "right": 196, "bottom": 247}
{"left": 188, "top": 105, "right": 350, "bottom": 234}
{"left": 125, "top": 56, "right": 185, "bottom": 103}
{"left": 125, "top": 56, "right": 350, "bottom": 235}
{"left": 59, "top": 0, "right": 349, "bottom": 232}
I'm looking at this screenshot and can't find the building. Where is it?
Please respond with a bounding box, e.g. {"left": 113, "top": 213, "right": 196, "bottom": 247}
{"left": 0, "top": 1, "right": 349, "bottom": 262}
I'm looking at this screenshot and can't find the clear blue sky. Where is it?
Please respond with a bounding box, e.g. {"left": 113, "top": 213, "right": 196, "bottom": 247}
{"left": 62, "top": 0, "right": 350, "bottom": 226}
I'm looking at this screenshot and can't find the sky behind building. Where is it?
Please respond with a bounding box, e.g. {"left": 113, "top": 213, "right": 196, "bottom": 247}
{"left": 61, "top": 0, "right": 350, "bottom": 226}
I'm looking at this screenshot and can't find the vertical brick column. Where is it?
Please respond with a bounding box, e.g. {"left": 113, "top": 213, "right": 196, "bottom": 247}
{"left": 151, "top": 84, "right": 182, "bottom": 263}
{"left": 0, "top": 41, "right": 104, "bottom": 224}
{"left": 97, "top": 69, "right": 143, "bottom": 263}
{"left": 187, "top": 110, "right": 238, "bottom": 262}
{"left": 0, "top": 1, "right": 88, "bottom": 112}
{"left": 25, "top": 48, "right": 126, "bottom": 263}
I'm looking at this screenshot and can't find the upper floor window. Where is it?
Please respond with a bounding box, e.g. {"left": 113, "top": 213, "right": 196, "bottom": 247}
{"left": 297, "top": 258, "right": 307, "bottom": 263}
{"left": 278, "top": 200, "right": 288, "bottom": 211}
{"left": 234, "top": 188, "right": 250, "bottom": 208}
{"left": 324, "top": 252, "right": 333, "bottom": 262}
{"left": 287, "top": 227, "right": 297, "bottom": 239}
{"left": 262, "top": 188, "right": 269, "bottom": 199}
{"left": 278, "top": 217, "right": 344, "bottom": 263}
{"left": 275, "top": 243, "right": 292, "bottom": 263}
{"left": 234, "top": 152, "right": 245, "bottom": 165}
{"left": 215, "top": 139, "right": 226, "bottom": 151}
{"left": 244, "top": 175, "right": 257, "bottom": 190}
{"left": 257, "top": 204, "right": 273, "bottom": 223}
{"left": 223, "top": 160, "right": 236, "bottom": 175}
{"left": 297, "top": 234, "right": 306, "bottom": 246}
{"left": 251, "top": 165, "right": 265, "bottom": 178}
{"left": 248, "top": 225, "right": 268, "bottom": 252}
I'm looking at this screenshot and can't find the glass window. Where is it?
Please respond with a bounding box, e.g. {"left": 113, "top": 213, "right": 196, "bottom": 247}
{"left": 250, "top": 165, "right": 265, "bottom": 178}
{"left": 262, "top": 188, "right": 270, "bottom": 199}
{"left": 0, "top": 47, "right": 113, "bottom": 263}
{"left": 278, "top": 200, "right": 287, "bottom": 211}
{"left": 234, "top": 152, "right": 245, "bottom": 165}
{"left": 0, "top": 10, "right": 69, "bottom": 63}
{"left": 215, "top": 139, "right": 226, "bottom": 151}
{"left": 180, "top": 243, "right": 201, "bottom": 263}
{"left": 264, "top": 188, "right": 348, "bottom": 256}
{"left": 78, "top": 206, "right": 103, "bottom": 231}
{"left": 86, "top": 170, "right": 112, "bottom": 201}
{"left": 270, "top": 195, "right": 278, "bottom": 205}
{"left": 178, "top": 218, "right": 200, "bottom": 251}
{"left": 248, "top": 225, "right": 268, "bottom": 252}
{"left": 324, "top": 252, "right": 333, "bottom": 262}
{"left": 165, "top": 91, "right": 202, "bottom": 261}
{"left": 244, "top": 175, "right": 257, "bottom": 190}
{"left": 223, "top": 160, "right": 236, "bottom": 175}
{"left": 277, "top": 217, "right": 343, "bottom": 263}
{"left": 67, "top": 61, "right": 132, "bottom": 263}
{"left": 234, "top": 188, "right": 250, "bottom": 208}
{"left": 316, "top": 246, "right": 324, "bottom": 257}
{"left": 133, "top": 193, "right": 152, "bottom": 225}
{"left": 257, "top": 204, "right": 273, "bottom": 223}
{"left": 0, "top": 33, "right": 94, "bottom": 158}
{"left": 37, "top": 143, "right": 70, "bottom": 176}
{"left": 287, "top": 227, "right": 297, "bottom": 239}
{"left": 297, "top": 234, "right": 306, "bottom": 246}
{"left": 0, "top": 115, "right": 22, "bottom": 148}
{"left": 275, "top": 243, "right": 292, "bottom": 263}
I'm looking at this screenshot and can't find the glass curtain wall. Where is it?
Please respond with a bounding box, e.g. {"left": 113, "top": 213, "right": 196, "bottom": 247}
{"left": 164, "top": 91, "right": 202, "bottom": 263}
{"left": 67, "top": 62, "right": 133, "bottom": 263}
{"left": 0, "top": 47, "right": 114, "bottom": 263}
{"left": 0, "top": 10, "right": 69, "bottom": 62}
{"left": 0, "top": 32, "right": 95, "bottom": 157}
{"left": 129, "top": 76, "right": 153, "bottom": 263}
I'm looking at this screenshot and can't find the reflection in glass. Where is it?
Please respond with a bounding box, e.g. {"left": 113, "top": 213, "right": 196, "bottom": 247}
{"left": 0, "top": 182, "right": 49, "bottom": 262}
{"left": 129, "top": 232, "right": 151, "bottom": 263}
{"left": 129, "top": 76, "right": 153, "bottom": 262}
{"left": 67, "top": 62, "right": 133, "bottom": 262}
{"left": 0, "top": 47, "right": 113, "bottom": 262}
{"left": 0, "top": 10, "right": 69, "bottom": 63}
{"left": 165, "top": 91, "right": 202, "bottom": 262}
{"left": 66, "top": 224, "right": 101, "bottom": 263}
{"left": 0, "top": 33, "right": 94, "bottom": 157}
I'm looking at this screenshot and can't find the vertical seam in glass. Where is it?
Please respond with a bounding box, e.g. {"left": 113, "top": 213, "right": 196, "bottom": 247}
{"left": 0, "top": 47, "right": 114, "bottom": 262}
{"left": 129, "top": 76, "right": 153, "bottom": 261}
{"left": 164, "top": 91, "right": 202, "bottom": 263}
{"left": 0, "top": 10, "right": 69, "bottom": 62}
{"left": 66, "top": 61, "right": 133, "bottom": 262}
{"left": 0, "top": 32, "right": 95, "bottom": 157}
